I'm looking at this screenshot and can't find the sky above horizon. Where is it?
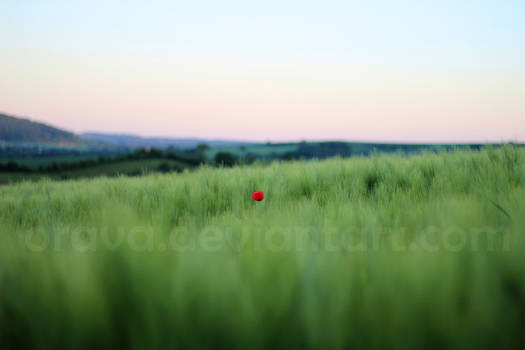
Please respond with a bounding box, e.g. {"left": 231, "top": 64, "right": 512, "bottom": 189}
{"left": 1, "top": 0, "right": 524, "bottom": 142}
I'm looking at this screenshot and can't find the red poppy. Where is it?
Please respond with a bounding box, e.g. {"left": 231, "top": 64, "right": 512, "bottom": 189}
{"left": 252, "top": 191, "right": 264, "bottom": 202}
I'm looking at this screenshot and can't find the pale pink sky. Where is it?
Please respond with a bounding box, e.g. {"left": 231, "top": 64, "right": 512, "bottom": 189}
{"left": 1, "top": 0, "right": 524, "bottom": 142}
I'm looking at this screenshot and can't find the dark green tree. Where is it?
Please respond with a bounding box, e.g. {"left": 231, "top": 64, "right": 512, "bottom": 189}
{"left": 196, "top": 143, "right": 210, "bottom": 153}
{"left": 215, "top": 152, "right": 236, "bottom": 167}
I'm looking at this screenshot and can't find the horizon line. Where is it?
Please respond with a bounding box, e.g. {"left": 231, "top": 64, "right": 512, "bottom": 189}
{"left": 2, "top": 110, "right": 524, "bottom": 145}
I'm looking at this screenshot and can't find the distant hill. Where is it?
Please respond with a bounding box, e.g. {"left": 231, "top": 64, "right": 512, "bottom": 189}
{"left": 0, "top": 112, "right": 251, "bottom": 156}
{"left": 0, "top": 113, "right": 85, "bottom": 146}
{"left": 80, "top": 133, "right": 252, "bottom": 150}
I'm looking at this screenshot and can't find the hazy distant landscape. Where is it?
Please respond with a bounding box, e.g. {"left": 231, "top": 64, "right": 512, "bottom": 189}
{"left": 1, "top": 112, "right": 513, "bottom": 185}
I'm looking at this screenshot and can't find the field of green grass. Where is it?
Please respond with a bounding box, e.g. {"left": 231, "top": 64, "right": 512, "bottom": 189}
{"left": 0, "top": 172, "right": 49, "bottom": 184}
{"left": 1, "top": 146, "right": 524, "bottom": 349}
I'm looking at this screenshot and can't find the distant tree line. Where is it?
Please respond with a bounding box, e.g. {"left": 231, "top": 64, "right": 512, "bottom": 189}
{"left": 273, "top": 142, "right": 488, "bottom": 161}
{"left": 0, "top": 141, "right": 514, "bottom": 176}
{"left": 0, "top": 161, "right": 32, "bottom": 173}
{"left": 0, "top": 146, "right": 208, "bottom": 174}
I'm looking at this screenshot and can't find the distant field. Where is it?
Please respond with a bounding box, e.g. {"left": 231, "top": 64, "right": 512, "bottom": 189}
{"left": 206, "top": 141, "right": 486, "bottom": 160}
{"left": 1, "top": 146, "right": 524, "bottom": 348}
{"left": 0, "top": 155, "right": 98, "bottom": 169}
{"left": 0, "top": 158, "right": 187, "bottom": 185}
{"left": 206, "top": 143, "right": 299, "bottom": 158}
{"left": 59, "top": 159, "right": 187, "bottom": 178}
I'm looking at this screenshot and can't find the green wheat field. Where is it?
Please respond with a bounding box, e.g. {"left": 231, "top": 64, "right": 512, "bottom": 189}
{"left": 1, "top": 146, "right": 524, "bottom": 349}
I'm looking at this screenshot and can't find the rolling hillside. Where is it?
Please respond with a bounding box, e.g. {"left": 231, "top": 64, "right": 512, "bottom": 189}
{"left": 0, "top": 112, "right": 250, "bottom": 150}
{"left": 0, "top": 113, "right": 84, "bottom": 146}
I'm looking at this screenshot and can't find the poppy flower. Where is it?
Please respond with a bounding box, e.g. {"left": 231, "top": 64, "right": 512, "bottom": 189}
{"left": 252, "top": 191, "right": 264, "bottom": 202}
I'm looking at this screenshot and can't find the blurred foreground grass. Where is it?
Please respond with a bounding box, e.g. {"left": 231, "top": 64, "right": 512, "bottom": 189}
{"left": 1, "top": 146, "right": 524, "bottom": 349}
